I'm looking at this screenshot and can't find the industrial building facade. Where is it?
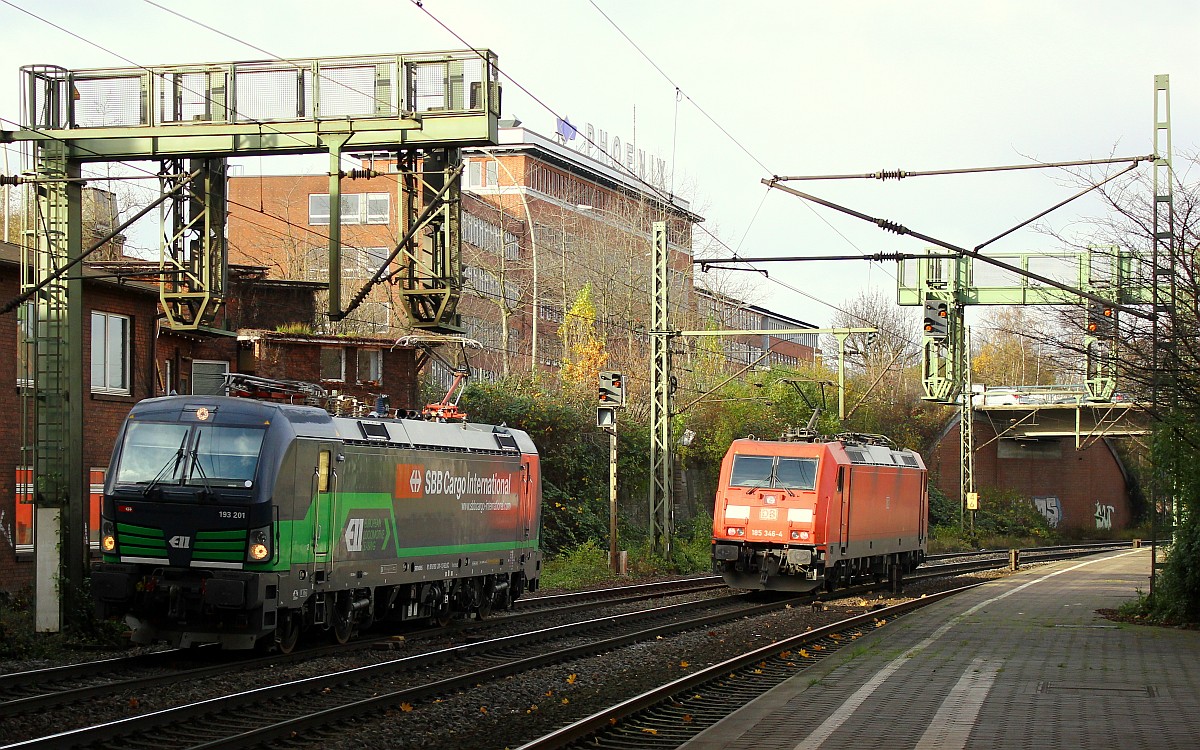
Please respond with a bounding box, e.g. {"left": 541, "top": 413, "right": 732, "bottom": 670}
{"left": 226, "top": 124, "right": 818, "bottom": 389}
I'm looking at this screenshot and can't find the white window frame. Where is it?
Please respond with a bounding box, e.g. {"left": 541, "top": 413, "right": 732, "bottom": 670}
{"left": 308, "top": 194, "right": 331, "bottom": 225}
{"left": 308, "top": 193, "right": 390, "bottom": 226}
{"left": 91, "top": 311, "right": 131, "bottom": 395}
{"left": 357, "top": 348, "right": 382, "bottom": 384}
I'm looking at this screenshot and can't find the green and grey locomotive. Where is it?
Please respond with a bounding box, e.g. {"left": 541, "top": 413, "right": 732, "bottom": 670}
{"left": 91, "top": 395, "right": 542, "bottom": 651}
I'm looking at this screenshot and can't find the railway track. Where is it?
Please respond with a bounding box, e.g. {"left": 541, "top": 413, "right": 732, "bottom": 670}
{"left": 515, "top": 585, "right": 972, "bottom": 750}
{"left": 0, "top": 576, "right": 724, "bottom": 721}
{"left": 515, "top": 542, "right": 1142, "bottom": 750}
{"left": 4, "top": 592, "right": 803, "bottom": 749}
{"left": 1, "top": 542, "right": 1134, "bottom": 749}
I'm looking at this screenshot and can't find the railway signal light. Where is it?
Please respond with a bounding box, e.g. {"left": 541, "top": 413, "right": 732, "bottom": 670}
{"left": 1086, "top": 301, "right": 1116, "bottom": 337}
{"left": 597, "top": 405, "right": 616, "bottom": 428}
{"left": 599, "top": 370, "right": 624, "bottom": 406}
{"left": 923, "top": 300, "right": 949, "bottom": 340}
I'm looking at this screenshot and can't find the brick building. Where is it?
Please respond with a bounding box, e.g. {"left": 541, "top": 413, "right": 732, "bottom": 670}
{"left": 927, "top": 413, "right": 1134, "bottom": 533}
{"left": 225, "top": 123, "right": 817, "bottom": 391}
{"left": 0, "top": 243, "right": 166, "bottom": 587}
{"left": 0, "top": 243, "right": 419, "bottom": 593}
{"left": 695, "top": 288, "right": 818, "bottom": 369}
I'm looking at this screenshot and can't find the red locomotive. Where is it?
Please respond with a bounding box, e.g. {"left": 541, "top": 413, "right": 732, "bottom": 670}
{"left": 711, "top": 431, "right": 927, "bottom": 592}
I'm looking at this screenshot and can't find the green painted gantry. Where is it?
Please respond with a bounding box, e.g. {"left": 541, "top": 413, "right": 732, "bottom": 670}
{"left": 2, "top": 50, "right": 500, "bottom": 630}
{"left": 898, "top": 244, "right": 1154, "bottom": 404}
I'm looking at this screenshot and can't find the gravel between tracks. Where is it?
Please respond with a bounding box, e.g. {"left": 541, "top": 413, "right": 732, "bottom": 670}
{"left": 0, "top": 570, "right": 1011, "bottom": 749}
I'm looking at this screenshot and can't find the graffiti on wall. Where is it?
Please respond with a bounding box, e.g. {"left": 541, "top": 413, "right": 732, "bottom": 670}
{"left": 1033, "top": 496, "right": 1063, "bottom": 528}
{"left": 1095, "top": 503, "right": 1115, "bottom": 531}
{"left": 0, "top": 509, "right": 11, "bottom": 550}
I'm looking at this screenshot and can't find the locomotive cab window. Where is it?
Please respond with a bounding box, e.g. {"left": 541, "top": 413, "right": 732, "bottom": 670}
{"left": 775, "top": 458, "right": 818, "bottom": 490}
{"left": 190, "top": 427, "right": 265, "bottom": 486}
{"left": 729, "top": 456, "right": 774, "bottom": 487}
{"left": 729, "top": 455, "right": 817, "bottom": 491}
{"left": 113, "top": 422, "right": 265, "bottom": 494}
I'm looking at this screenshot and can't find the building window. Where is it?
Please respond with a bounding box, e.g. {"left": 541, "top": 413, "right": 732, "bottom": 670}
{"left": 357, "top": 349, "right": 382, "bottom": 384}
{"left": 17, "top": 302, "right": 33, "bottom": 387}
{"left": 366, "top": 194, "right": 389, "bottom": 224}
{"left": 466, "top": 159, "right": 499, "bottom": 189}
{"left": 91, "top": 311, "right": 130, "bottom": 394}
{"left": 13, "top": 467, "right": 105, "bottom": 552}
{"left": 308, "top": 194, "right": 330, "bottom": 225}
{"left": 321, "top": 347, "right": 345, "bottom": 381}
{"left": 309, "top": 193, "right": 390, "bottom": 225}
{"left": 15, "top": 467, "right": 33, "bottom": 551}
{"left": 192, "top": 360, "right": 229, "bottom": 395}
{"left": 345, "top": 247, "right": 390, "bottom": 279}
{"left": 89, "top": 468, "right": 105, "bottom": 550}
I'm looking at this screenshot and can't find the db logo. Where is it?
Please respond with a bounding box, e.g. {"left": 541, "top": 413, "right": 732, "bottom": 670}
{"left": 394, "top": 463, "right": 425, "bottom": 498}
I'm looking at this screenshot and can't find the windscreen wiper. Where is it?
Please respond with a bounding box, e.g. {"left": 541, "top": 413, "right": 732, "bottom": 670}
{"left": 143, "top": 433, "right": 188, "bottom": 497}
{"left": 189, "top": 429, "right": 216, "bottom": 499}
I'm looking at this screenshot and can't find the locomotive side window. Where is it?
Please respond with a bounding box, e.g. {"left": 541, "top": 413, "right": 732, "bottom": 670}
{"left": 775, "top": 458, "right": 818, "bottom": 490}
{"left": 318, "top": 450, "right": 331, "bottom": 492}
{"left": 729, "top": 456, "right": 773, "bottom": 487}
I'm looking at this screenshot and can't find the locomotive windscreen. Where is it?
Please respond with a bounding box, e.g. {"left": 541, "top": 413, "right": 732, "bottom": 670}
{"left": 775, "top": 457, "right": 817, "bottom": 490}
{"left": 115, "top": 422, "right": 266, "bottom": 491}
{"left": 729, "top": 455, "right": 817, "bottom": 491}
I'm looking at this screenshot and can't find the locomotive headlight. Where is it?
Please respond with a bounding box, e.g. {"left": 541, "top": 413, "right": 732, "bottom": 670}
{"left": 247, "top": 526, "right": 272, "bottom": 562}
{"left": 791, "top": 530, "right": 800, "bottom": 540}
{"left": 101, "top": 519, "right": 116, "bottom": 553}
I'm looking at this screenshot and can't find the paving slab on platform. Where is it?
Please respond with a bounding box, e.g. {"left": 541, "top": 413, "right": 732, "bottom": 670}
{"left": 682, "top": 549, "right": 1200, "bottom": 750}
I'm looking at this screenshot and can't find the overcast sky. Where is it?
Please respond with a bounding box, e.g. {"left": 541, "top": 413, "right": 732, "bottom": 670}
{"left": 1, "top": 0, "right": 1195, "bottom": 328}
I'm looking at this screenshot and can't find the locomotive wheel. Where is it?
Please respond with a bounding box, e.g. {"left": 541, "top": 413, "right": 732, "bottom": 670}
{"left": 331, "top": 594, "right": 353, "bottom": 644}
{"left": 476, "top": 595, "right": 493, "bottom": 620}
{"left": 277, "top": 611, "right": 301, "bottom": 654}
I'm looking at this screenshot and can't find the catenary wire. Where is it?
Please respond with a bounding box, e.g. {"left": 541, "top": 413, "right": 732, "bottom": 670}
{"left": 3, "top": 2, "right": 916, "bottom": 355}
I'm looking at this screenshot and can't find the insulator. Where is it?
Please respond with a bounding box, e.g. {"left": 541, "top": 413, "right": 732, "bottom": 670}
{"left": 876, "top": 219, "right": 909, "bottom": 235}
{"left": 0, "top": 174, "right": 20, "bottom": 186}
{"left": 873, "top": 169, "right": 907, "bottom": 181}
{"left": 342, "top": 168, "right": 379, "bottom": 180}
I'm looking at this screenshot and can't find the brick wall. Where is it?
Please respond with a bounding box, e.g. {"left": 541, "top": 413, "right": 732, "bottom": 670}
{"left": 0, "top": 258, "right": 164, "bottom": 590}
{"left": 245, "top": 333, "right": 419, "bottom": 410}
{"left": 225, "top": 277, "right": 320, "bottom": 332}
{"left": 929, "top": 416, "right": 1132, "bottom": 532}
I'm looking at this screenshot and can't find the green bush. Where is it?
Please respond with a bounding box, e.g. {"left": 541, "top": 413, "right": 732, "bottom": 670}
{"left": 540, "top": 540, "right": 616, "bottom": 589}
{"left": 0, "top": 583, "right": 128, "bottom": 659}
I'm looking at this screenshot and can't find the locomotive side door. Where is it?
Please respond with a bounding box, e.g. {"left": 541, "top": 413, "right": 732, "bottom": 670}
{"left": 837, "top": 465, "right": 851, "bottom": 557}
{"left": 311, "top": 442, "right": 338, "bottom": 583}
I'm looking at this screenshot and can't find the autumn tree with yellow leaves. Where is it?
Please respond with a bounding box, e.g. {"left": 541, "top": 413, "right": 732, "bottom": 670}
{"left": 558, "top": 283, "right": 608, "bottom": 385}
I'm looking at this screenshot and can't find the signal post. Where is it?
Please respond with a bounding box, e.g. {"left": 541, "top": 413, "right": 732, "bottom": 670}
{"left": 598, "top": 371, "right": 625, "bottom": 573}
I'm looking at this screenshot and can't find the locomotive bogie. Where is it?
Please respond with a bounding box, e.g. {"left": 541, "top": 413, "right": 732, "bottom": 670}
{"left": 93, "top": 396, "right": 542, "bottom": 649}
{"left": 711, "top": 437, "right": 927, "bottom": 593}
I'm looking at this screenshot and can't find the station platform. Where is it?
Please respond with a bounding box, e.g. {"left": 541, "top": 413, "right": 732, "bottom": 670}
{"left": 681, "top": 548, "right": 1199, "bottom": 750}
